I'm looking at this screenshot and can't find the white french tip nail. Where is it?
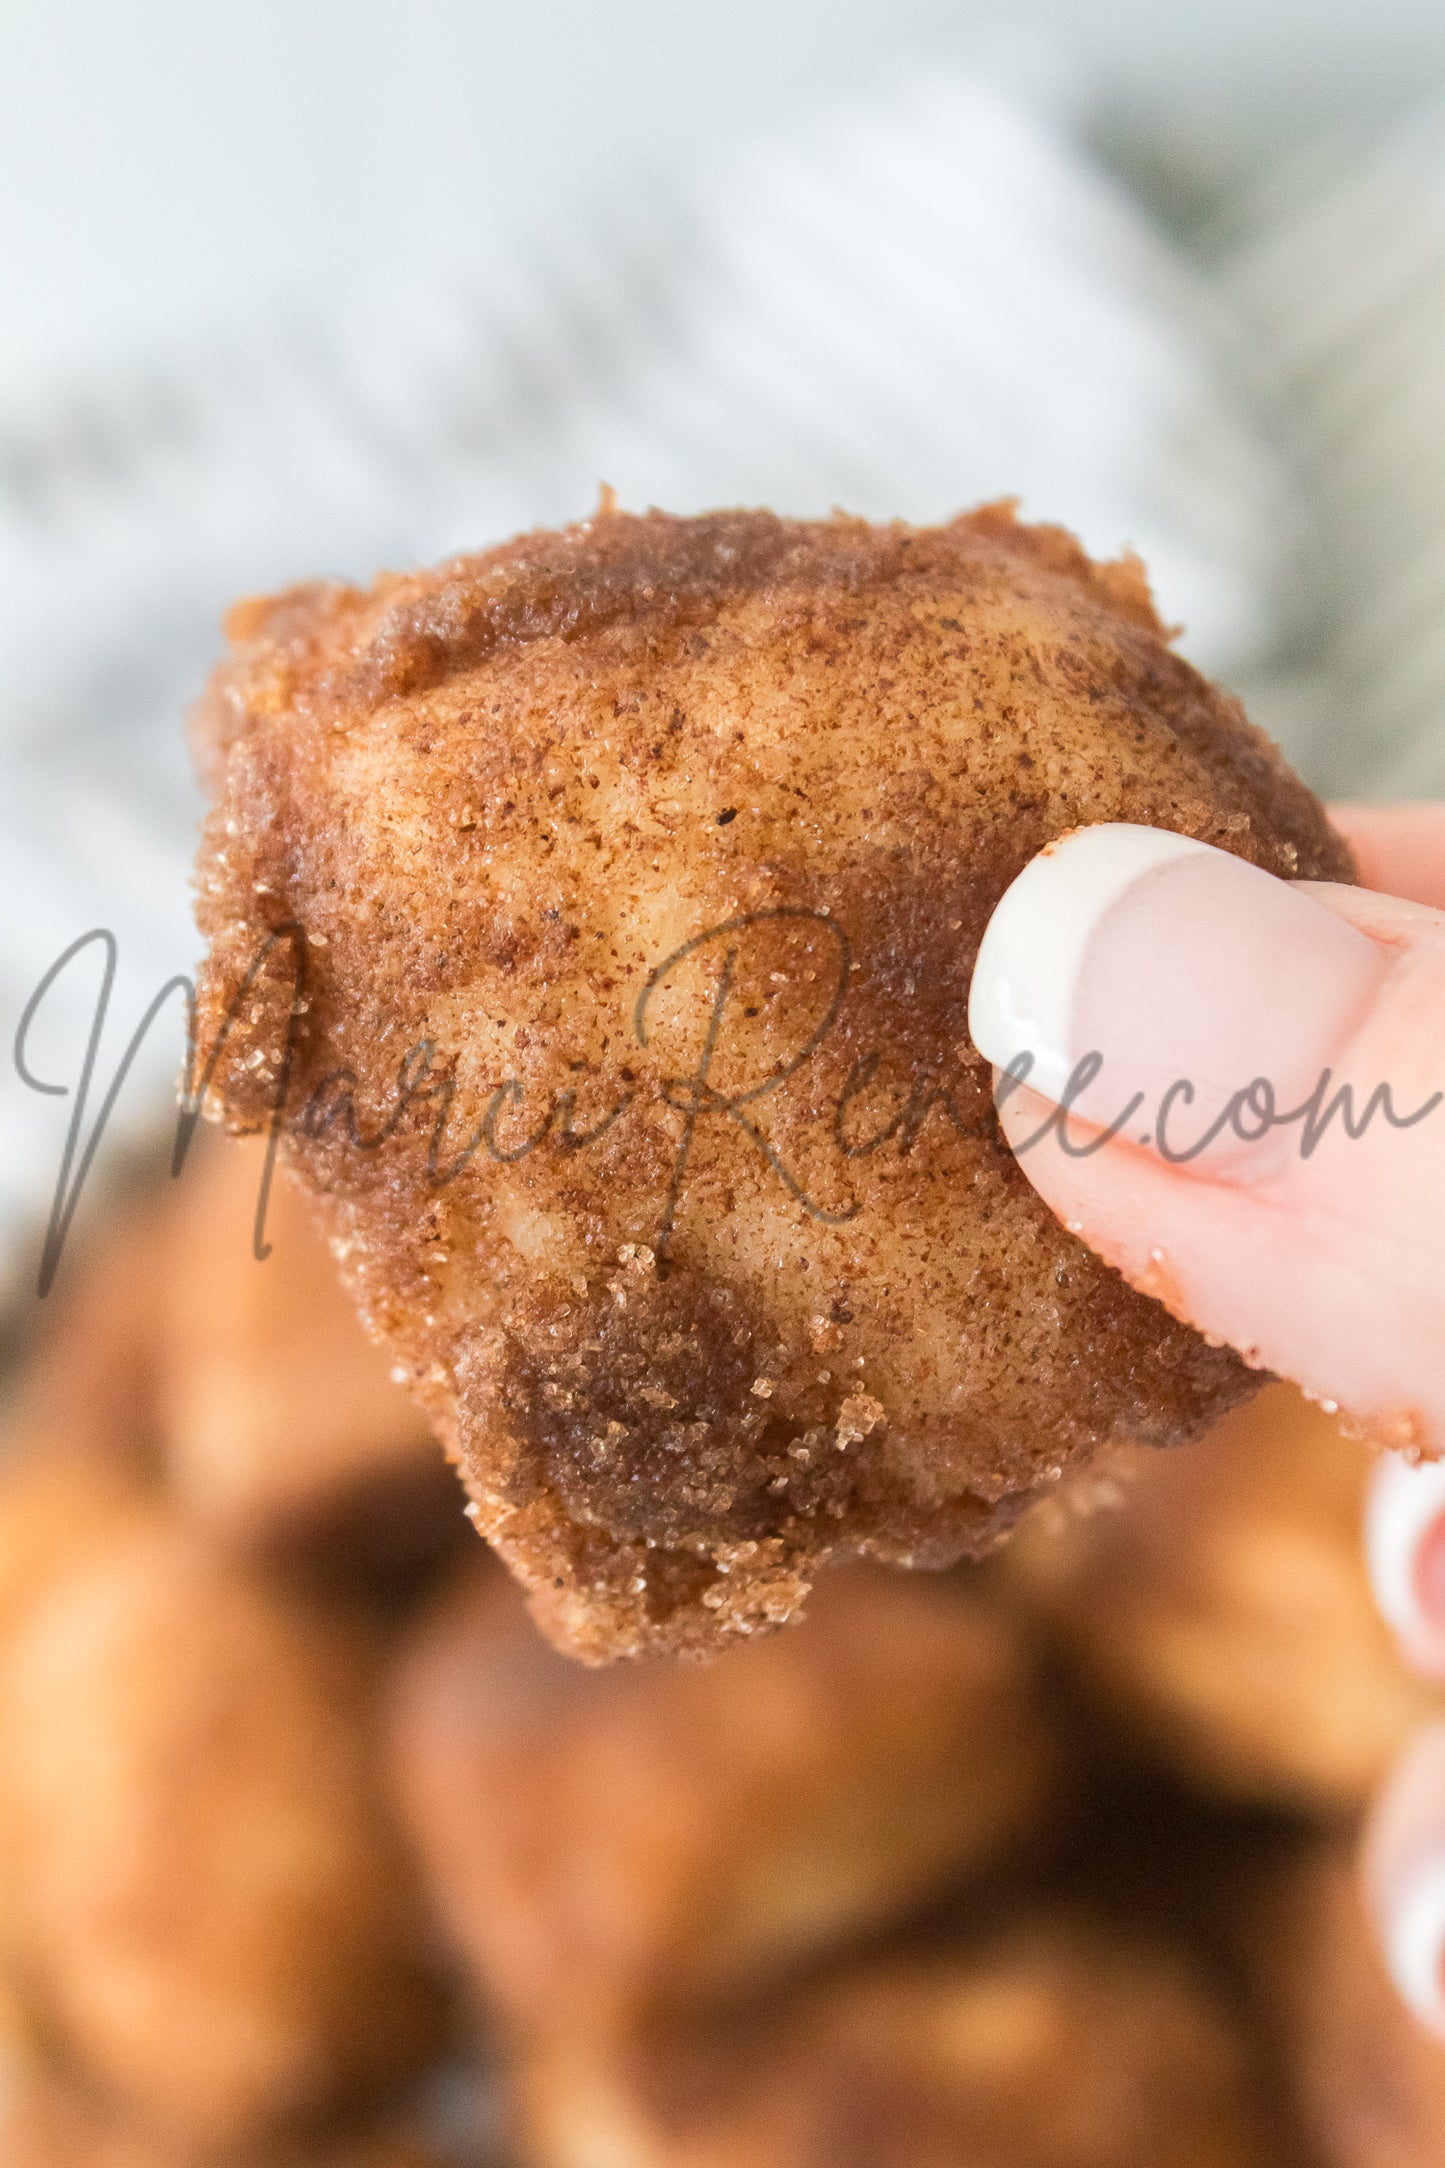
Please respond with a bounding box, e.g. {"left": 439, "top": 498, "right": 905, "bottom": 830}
{"left": 1384, "top": 1856, "right": 1445, "bottom": 2033}
{"left": 967, "top": 824, "right": 1211, "bottom": 1102}
{"left": 1365, "top": 1456, "right": 1445, "bottom": 1673}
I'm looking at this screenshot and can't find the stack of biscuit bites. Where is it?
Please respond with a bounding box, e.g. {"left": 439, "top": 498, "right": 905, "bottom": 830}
{"left": 1, "top": 1135, "right": 1438, "bottom": 2168}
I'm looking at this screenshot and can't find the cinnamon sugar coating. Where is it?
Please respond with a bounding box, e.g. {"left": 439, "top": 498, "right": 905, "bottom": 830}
{"left": 190, "top": 503, "right": 1351, "bottom": 1660}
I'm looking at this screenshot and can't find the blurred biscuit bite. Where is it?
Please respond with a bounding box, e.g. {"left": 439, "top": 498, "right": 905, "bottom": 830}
{"left": 0, "top": 1197, "right": 169, "bottom": 1642}
{"left": 0, "top": 1513, "right": 446, "bottom": 2160}
{"left": 1, "top": 1182, "right": 169, "bottom": 1475}
{"left": 0, "top": 1446, "right": 152, "bottom": 1651}
{"left": 0, "top": 2064, "right": 449, "bottom": 2168}
{"left": 1001, "top": 1385, "right": 1440, "bottom": 1815}
{"left": 387, "top": 1560, "right": 1059, "bottom": 2036}
{"left": 516, "top": 1911, "right": 1291, "bottom": 2168}
{"left": 1243, "top": 1841, "right": 1445, "bottom": 2168}
{"left": 156, "top": 1134, "right": 464, "bottom": 1592}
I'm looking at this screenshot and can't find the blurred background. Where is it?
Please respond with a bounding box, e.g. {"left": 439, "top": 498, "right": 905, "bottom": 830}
{"left": 5, "top": 0, "right": 1445, "bottom": 1288}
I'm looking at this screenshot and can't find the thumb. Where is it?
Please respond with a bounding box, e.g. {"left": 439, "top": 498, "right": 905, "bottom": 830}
{"left": 968, "top": 823, "right": 1445, "bottom": 1454}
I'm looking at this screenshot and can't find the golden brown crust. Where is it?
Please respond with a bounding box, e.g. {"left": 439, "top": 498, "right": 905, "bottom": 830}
{"left": 191, "top": 502, "right": 1352, "bottom": 1660}
{"left": 190, "top": 505, "right": 1169, "bottom": 774}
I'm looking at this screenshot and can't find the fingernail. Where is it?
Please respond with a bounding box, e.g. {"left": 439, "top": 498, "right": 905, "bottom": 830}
{"left": 1365, "top": 1723, "right": 1445, "bottom": 2036}
{"left": 968, "top": 823, "right": 1386, "bottom": 1170}
{"left": 1366, "top": 1456, "right": 1445, "bottom": 1678}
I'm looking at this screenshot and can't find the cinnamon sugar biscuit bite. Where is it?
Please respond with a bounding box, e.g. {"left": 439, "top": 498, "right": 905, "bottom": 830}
{"left": 190, "top": 503, "right": 1350, "bottom": 1660}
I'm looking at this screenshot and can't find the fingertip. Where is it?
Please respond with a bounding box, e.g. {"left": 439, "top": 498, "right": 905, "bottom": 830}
{"left": 1365, "top": 1456, "right": 1445, "bottom": 1679}
{"left": 971, "top": 820, "right": 1386, "bottom": 1181}
{"left": 968, "top": 824, "right": 1208, "bottom": 1104}
{"left": 1328, "top": 803, "right": 1445, "bottom": 913}
{"left": 1365, "top": 1724, "right": 1445, "bottom": 2038}
{"left": 1378, "top": 1855, "right": 1445, "bottom": 2040}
